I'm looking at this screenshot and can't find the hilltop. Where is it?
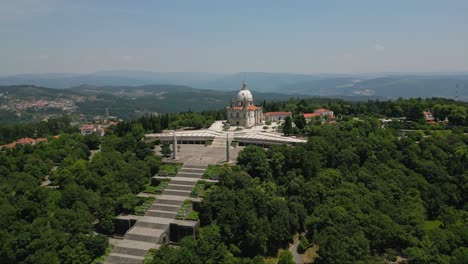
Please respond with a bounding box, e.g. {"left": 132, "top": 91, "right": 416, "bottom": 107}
{"left": 1, "top": 71, "right": 467, "bottom": 100}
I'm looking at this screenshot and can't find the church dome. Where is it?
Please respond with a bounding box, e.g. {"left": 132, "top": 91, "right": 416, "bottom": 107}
{"left": 237, "top": 81, "right": 253, "bottom": 101}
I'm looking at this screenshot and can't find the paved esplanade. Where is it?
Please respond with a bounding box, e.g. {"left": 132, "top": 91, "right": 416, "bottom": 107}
{"left": 147, "top": 121, "right": 307, "bottom": 145}
{"left": 105, "top": 122, "right": 306, "bottom": 263}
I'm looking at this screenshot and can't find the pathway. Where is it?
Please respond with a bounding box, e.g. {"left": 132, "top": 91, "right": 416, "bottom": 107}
{"left": 288, "top": 235, "right": 304, "bottom": 264}
{"left": 104, "top": 163, "right": 207, "bottom": 264}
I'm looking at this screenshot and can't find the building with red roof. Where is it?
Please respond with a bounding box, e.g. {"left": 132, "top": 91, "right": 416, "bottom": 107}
{"left": 80, "top": 124, "right": 105, "bottom": 137}
{"left": 264, "top": 112, "right": 292, "bottom": 122}
{"left": 314, "top": 108, "right": 334, "bottom": 117}
{"left": 423, "top": 111, "right": 434, "bottom": 123}
{"left": 0, "top": 137, "right": 48, "bottom": 150}
{"left": 303, "top": 113, "right": 321, "bottom": 120}
{"left": 15, "top": 137, "right": 36, "bottom": 144}
{"left": 226, "top": 81, "right": 264, "bottom": 127}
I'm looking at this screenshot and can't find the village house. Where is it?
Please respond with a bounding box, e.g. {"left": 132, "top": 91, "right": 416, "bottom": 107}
{"left": 303, "top": 108, "right": 335, "bottom": 123}
{"left": 423, "top": 111, "right": 434, "bottom": 123}
{"left": 264, "top": 112, "right": 292, "bottom": 122}
{"left": 303, "top": 113, "right": 321, "bottom": 121}
{"left": 80, "top": 124, "right": 105, "bottom": 136}
{"left": 0, "top": 137, "right": 48, "bottom": 149}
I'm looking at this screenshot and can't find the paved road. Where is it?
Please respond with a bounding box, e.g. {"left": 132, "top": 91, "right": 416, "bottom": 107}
{"left": 289, "top": 236, "right": 304, "bottom": 264}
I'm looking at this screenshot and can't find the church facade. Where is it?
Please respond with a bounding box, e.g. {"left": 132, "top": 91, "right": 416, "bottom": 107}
{"left": 226, "top": 81, "right": 264, "bottom": 127}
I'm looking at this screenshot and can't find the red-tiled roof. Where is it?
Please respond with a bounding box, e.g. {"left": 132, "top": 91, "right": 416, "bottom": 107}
{"left": 229, "top": 106, "right": 261, "bottom": 110}
{"left": 35, "top": 138, "right": 47, "bottom": 142}
{"left": 264, "top": 112, "right": 292, "bottom": 117}
{"left": 81, "top": 124, "right": 95, "bottom": 130}
{"left": 303, "top": 113, "right": 321, "bottom": 118}
{"left": 314, "top": 108, "right": 333, "bottom": 113}
{"left": 16, "top": 137, "right": 36, "bottom": 144}
{"left": 53, "top": 135, "right": 60, "bottom": 139}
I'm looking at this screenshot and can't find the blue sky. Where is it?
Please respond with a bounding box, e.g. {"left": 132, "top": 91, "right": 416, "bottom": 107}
{"left": 1, "top": 0, "right": 467, "bottom": 75}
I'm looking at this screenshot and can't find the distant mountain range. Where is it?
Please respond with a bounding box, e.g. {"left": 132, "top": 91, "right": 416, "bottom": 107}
{"left": 0, "top": 71, "right": 467, "bottom": 101}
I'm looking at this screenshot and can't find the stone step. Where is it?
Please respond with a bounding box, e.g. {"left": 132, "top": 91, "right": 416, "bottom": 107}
{"left": 154, "top": 199, "right": 184, "bottom": 206}
{"left": 165, "top": 183, "right": 194, "bottom": 191}
{"left": 179, "top": 168, "right": 204, "bottom": 174}
{"left": 112, "top": 246, "right": 148, "bottom": 257}
{"left": 162, "top": 189, "right": 192, "bottom": 196}
{"left": 176, "top": 173, "right": 202, "bottom": 178}
{"left": 170, "top": 179, "right": 198, "bottom": 186}
{"left": 149, "top": 204, "right": 180, "bottom": 212}
{"left": 116, "top": 240, "right": 158, "bottom": 251}
{"left": 210, "top": 144, "right": 226, "bottom": 147}
{"left": 124, "top": 233, "right": 160, "bottom": 243}
{"left": 146, "top": 210, "right": 177, "bottom": 218}
{"left": 106, "top": 253, "right": 144, "bottom": 264}
{"left": 134, "top": 221, "right": 169, "bottom": 229}
{"left": 182, "top": 164, "right": 207, "bottom": 169}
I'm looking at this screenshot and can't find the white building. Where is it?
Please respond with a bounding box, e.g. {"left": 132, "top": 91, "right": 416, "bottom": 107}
{"left": 226, "top": 81, "right": 263, "bottom": 127}
{"left": 264, "top": 112, "right": 292, "bottom": 122}
{"left": 314, "top": 108, "right": 334, "bottom": 117}
{"left": 80, "top": 124, "right": 105, "bottom": 137}
{"left": 423, "top": 111, "right": 434, "bottom": 122}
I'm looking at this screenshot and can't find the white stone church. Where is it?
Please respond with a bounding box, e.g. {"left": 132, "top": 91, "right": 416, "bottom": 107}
{"left": 226, "top": 81, "right": 264, "bottom": 127}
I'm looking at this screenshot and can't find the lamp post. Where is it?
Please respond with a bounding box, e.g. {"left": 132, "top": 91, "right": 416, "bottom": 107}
{"left": 173, "top": 130, "right": 177, "bottom": 160}
{"left": 226, "top": 133, "right": 230, "bottom": 162}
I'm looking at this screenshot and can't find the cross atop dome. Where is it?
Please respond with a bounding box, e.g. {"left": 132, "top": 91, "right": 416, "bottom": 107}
{"left": 242, "top": 80, "right": 248, "bottom": 90}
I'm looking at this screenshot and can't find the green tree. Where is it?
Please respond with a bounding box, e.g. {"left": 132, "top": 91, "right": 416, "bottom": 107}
{"left": 83, "top": 134, "right": 101, "bottom": 150}
{"left": 283, "top": 117, "right": 293, "bottom": 136}
{"left": 161, "top": 143, "right": 172, "bottom": 157}
{"left": 237, "top": 146, "right": 271, "bottom": 179}
{"left": 407, "top": 105, "right": 424, "bottom": 122}
{"left": 277, "top": 250, "right": 294, "bottom": 264}
{"left": 294, "top": 114, "right": 307, "bottom": 131}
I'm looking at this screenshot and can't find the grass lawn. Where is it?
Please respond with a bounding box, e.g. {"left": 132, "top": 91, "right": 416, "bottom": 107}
{"left": 92, "top": 243, "right": 113, "bottom": 264}
{"left": 144, "top": 179, "right": 170, "bottom": 194}
{"left": 186, "top": 210, "right": 199, "bottom": 221}
{"left": 190, "top": 181, "right": 208, "bottom": 197}
{"left": 264, "top": 257, "right": 277, "bottom": 264}
{"left": 134, "top": 197, "right": 155, "bottom": 216}
{"left": 176, "top": 200, "right": 192, "bottom": 220}
{"left": 304, "top": 244, "right": 320, "bottom": 264}
{"left": 159, "top": 163, "right": 182, "bottom": 176}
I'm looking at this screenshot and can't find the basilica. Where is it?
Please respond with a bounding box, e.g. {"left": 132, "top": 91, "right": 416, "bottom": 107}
{"left": 226, "top": 81, "right": 264, "bottom": 127}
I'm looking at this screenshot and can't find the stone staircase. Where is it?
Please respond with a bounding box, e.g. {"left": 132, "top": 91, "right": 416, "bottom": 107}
{"left": 105, "top": 164, "right": 206, "bottom": 264}
{"left": 210, "top": 134, "right": 228, "bottom": 148}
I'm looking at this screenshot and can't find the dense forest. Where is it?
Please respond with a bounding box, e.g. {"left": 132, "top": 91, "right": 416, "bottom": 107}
{"left": 265, "top": 97, "right": 468, "bottom": 124}
{"left": 0, "top": 111, "right": 221, "bottom": 145}
{"left": 111, "top": 110, "right": 223, "bottom": 135}
{"left": 0, "top": 124, "right": 160, "bottom": 263}
{"left": 0, "top": 97, "right": 467, "bottom": 263}
{"left": 152, "top": 118, "right": 467, "bottom": 263}
{"left": 0, "top": 116, "right": 77, "bottom": 145}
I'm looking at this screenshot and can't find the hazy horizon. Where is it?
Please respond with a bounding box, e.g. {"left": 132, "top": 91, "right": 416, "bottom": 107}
{"left": 3, "top": 69, "right": 468, "bottom": 78}
{"left": 1, "top": 0, "right": 468, "bottom": 75}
